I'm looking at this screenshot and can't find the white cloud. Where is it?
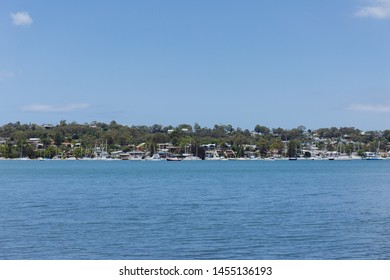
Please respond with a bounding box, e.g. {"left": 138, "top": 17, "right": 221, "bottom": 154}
{"left": 21, "top": 103, "right": 90, "bottom": 113}
{"left": 347, "top": 103, "right": 390, "bottom": 112}
{"left": 355, "top": 0, "right": 390, "bottom": 18}
{"left": 10, "top": 11, "right": 33, "bottom": 26}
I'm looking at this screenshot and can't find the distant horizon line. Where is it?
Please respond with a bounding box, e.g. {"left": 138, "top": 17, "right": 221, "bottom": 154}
{"left": 1, "top": 120, "right": 389, "bottom": 132}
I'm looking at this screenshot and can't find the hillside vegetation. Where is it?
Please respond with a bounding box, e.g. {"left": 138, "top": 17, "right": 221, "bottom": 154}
{"left": 0, "top": 121, "right": 389, "bottom": 159}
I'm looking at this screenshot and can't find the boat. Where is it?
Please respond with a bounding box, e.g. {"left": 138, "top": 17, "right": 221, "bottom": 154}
{"left": 166, "top": 157, "right": 181, "bottom": 161}
{"left": 205, "top": 150, "right": 221, "bottom": 160}
{"left": 334, "top": 155, "right": 352, "bottom": 160}
{"left": 65, "top": 156, "right": 77, "bottom": 160}
{"left": 366, "top": 141, "right": 383, "bottom": 160}
{"left": 182, "top": 155, "right": 201, "bottom": 160}
{"left": 229, "top": 157, "right": 246, "bottom": 161}
{"left": 94, "top": 141, "right": 111, "bottom": 160}
{"left": 18, "top": 145, "right": 30, "bottom": 160}
{"left": 366, "top": 154, "right": 383, "bottom": 160}
{"left": 182, "top": 145, "right": 201, "bottom": 160}
{"left": 17, "top": 157, "right": 31, "bottom": 160}
{"left": 128, "top": 150, "right": 145, "bottom": 160}
{"left": 145, "top": 153, "right": 163, "bottom": 161}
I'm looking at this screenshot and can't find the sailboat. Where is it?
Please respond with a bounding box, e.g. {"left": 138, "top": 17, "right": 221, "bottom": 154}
{"left": 182, "top": 144, "right": 201, "bottom": 160}
{"left": 18, "top": 144, "right": 30, "bottom": 160}
{"left": 366, "top": 141, "right": 383, "bottom": 160}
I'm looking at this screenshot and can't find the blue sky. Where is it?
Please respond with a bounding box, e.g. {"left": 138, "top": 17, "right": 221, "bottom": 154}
{"left": 2, "top": 0, "right": 390, "bottom": 130}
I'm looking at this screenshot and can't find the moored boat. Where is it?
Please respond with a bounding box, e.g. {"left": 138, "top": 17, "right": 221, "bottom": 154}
{"left": 166, "top": 156, "right": 182, "bottom": 161}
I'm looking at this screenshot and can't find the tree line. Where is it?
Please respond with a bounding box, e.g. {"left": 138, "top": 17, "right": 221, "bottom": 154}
{"left": 0, "top": 121, "right": 389, "bottom": 159}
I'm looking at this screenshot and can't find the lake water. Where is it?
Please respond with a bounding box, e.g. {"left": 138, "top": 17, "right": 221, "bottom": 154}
{"left": 0, "top": 160, "right": 389, "bottom": 259}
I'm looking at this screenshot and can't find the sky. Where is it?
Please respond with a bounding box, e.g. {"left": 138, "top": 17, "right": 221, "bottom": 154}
{"left": 1, "top": 0, "right": 390, "bottom": 131}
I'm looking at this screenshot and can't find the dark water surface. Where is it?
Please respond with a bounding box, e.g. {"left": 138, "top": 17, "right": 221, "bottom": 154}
{"left": 1, "top": 160, "right": 389, "bottom": 259}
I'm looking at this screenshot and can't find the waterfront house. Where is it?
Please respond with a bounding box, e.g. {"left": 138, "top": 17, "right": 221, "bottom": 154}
{"left": 157, "top": 143, "right": 180, "bottom": 154}
{"left": 28, "top": 138, "right": 44, "bottom": 150}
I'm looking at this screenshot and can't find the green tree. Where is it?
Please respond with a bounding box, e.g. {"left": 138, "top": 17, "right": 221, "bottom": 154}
{"left": 177, "top": 124, "right": 193, "bottom": 133}
{"left": 73, "top": 147, "right": 83, "bottom": 158}
{"left": 287, "top": 140, "right": 299, "bottom": 158}
{"left": 254, "top": 125, "right": 270, "bottom": 135}
{"left": 269, "top": 139, "right": 284, "bottom": 156}
{"left": 0, "top": 145, "right": 6, "bottom": 158}
{"left": 257, "top": 138, "right": 270, "bottom": 157}
{"left": 54, "top": 132, "right": 64, "bottom": 146}
{"left": 45, "top": 146, "right": 57, "bottom": 158}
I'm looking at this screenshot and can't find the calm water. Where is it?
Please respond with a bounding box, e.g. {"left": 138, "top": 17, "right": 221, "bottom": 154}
{"left": 0, "top": 160, "right": 389, "bottom": 260}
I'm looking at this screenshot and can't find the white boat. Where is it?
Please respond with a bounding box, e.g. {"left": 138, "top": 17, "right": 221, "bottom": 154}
{"left": 366, "top": 154, "right": 383, "bottom": 160}
{"left": 181, "top": 144, "right": 201, "bottom": 160}
{"left": 145, "top": 153, "right": 163, "bottom": 161}
{"left": 246, "top": 155, "right": 258, "bottom": 160}
{"left": 80, "top": 156, "right": 93, "bottom": 160}
{"left": 65, "top": 156, "right": 77, "bottom": 160}
{"left": 350, "top": 155, "right": 363, "bottom": 160}
{"left": 18, "top": 146, "right": 30, "bottom": 160}
{"left": 366, "top": 141, "right": 383, "bottom": 160}
{"left": 94, "top": 141, "right": 112, "bottom": 160}
{"left": 182, "top": 153, "right": 201, "bottom": 161}
{"left": 229, "top": 157, "right": 246, "bottom": 161}
{"left": 166, "top": 156, "right": 181, "bottom": 161}
{"left": 128, "top": 150, "right": 145, "bottom": 160}
{"left": 334, "top": 155, "right": 352, "bottom": 160}
{"left": 264, "top": 157, "right": 276, "bottom": 161}
{"left": 17, "top": 157, "right": 31, "bottom": 160}
{"left": 205, "top": 150, "right": 221, "bottom": 160}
